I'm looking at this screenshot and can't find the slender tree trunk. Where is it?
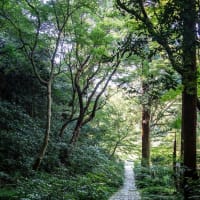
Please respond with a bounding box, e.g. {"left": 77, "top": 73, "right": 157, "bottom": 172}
{"left": 60, "top": 122, "right": 68, "bottom": 138}
{"left": 180, "top": 93, "right": 184, "bottom": 163}
{"left": 110, "top": 140, "right": 120, "bottom": 159}
{"left": 33, "top": 82, "right": 52, "bottom": 170}
{"left": 173, "top": 132, "right": 176, "bottom": 173}
{"left": 69, "top": 120, "right": 82, "bottom": 145}
{"left": 141, "top": 104, "right": 150, "bottom": 167}
{"left": 173, "top": 132, "right": 179, "bottom": 190}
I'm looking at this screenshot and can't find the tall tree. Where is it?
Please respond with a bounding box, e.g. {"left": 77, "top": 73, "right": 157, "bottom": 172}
{"left": 116, "top": 0, "right": 197, "bottom": 183}
{"left": 181, "top": 0, "right": 197, "bottom": 182}
{"left": 58, "top": 8, "right": 125, "bottom": 145}
{"left": 117, "top": 35, "right": 178, "bottom": 167}
{"left": 141, "top": 80, "right": 151, "bottom": 167}
{"left": 1, "top": 0, "right": 97, "bottom": 170}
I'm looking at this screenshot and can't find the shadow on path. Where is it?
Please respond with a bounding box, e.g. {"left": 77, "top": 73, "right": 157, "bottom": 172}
{"left": 109, "top": 161, "right": 140, "bottom": 200}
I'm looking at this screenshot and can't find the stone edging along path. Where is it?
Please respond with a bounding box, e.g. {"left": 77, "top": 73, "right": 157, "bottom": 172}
{"left": 109, "top": 161, "right": 141, "bottom": 200}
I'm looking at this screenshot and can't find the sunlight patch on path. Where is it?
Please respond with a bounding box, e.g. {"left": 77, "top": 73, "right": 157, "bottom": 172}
{"left": 109, "top": 161, "right": 140, "bottom": 200}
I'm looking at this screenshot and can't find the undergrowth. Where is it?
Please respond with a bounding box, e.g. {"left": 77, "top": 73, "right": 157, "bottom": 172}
{"left": 1, "top": 159, "right": 123, "bottom": 200}
{"left": 134, "top": 162, "right": 183, "bottom": 200}
{"left": 0, "top": 101, "right": 124, "bottom": 200}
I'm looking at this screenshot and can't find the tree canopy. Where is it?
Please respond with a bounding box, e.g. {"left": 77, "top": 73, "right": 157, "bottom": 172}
{"left": 0, "top": 0, "right": 200, "bottom": 199}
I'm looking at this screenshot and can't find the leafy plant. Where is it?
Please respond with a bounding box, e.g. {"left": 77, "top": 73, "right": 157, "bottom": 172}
{"left": 14, "top": 159, "right": 123, "bottom": 200}
{"left": 134, "top": 162, "right": 182, "bottom": 200}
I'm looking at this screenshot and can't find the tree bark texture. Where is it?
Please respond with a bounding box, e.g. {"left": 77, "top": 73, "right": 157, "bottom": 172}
{"left": 141, "top": 82, "right": 150, "bottom": 167}
{"left": 33, "top": 82, "right": 52, "bottom": 170}
{"left": 141, "top": 105, "right": 150, "bottom": 167}
{"left": 182, "top": 0, "right": 197, "bottom": 181}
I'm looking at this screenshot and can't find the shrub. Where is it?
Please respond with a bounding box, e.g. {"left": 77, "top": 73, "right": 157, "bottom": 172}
{"left": 69, "top": 145, "right": 109, "bottom": 174}
{"left": 14, "top": 159, "right": 123, "bottom": 200}
{"left": 134, "top": 162, "right": 182, "bottom": 200}
{"left": 0, "top": 101, "right": 43, "bottom": 176}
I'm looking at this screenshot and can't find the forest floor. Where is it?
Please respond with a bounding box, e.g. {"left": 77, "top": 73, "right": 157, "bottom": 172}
{"left": 109, "top": 160, "right": 141, "bottom": 200}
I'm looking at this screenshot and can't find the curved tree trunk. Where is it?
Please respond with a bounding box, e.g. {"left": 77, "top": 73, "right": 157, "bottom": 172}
{"left": 69, "top": 121, "right": 82, "bottom": 145}
{"left": 59, "top": 122, "right": 68, "bottom": 138}
{"left": 33, "top": 82, "right": 52, "bottom": 170}
{"left": 110, "top": 140, "right": 120, "bottom": 159}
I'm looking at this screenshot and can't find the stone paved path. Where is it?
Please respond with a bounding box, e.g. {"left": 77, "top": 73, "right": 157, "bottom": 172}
{"left": 109, "top": 161, "right": 141, "bottom": 200}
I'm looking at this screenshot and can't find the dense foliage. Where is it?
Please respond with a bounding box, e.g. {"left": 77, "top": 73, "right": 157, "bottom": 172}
{"left": 0, "top": 0, "right": 200, "bottom": 200}
{"left": 0, "top": 99, "right": 124, "bottom": 199}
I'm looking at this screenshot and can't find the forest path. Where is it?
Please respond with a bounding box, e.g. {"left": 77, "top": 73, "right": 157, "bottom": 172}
{"left": 109, "top": 161, "right": 141, "bottom": 200}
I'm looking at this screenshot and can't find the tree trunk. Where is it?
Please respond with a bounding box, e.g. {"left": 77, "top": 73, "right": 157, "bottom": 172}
{"left": 59, "top": 122, "right": 68, "bottom": 138}
{"left": 182, "top": 85, "right": 197, "bottom": 197}
{"left": 33, "top": 82, "right": 52, "bottom": 170}
{"left": 173, "top": 132, "right": 176, "bottom": 172}
{"left": 141, "top": 104, "right": 150, "bottom": 167}
{"left": 182, "top": 0, "right": 197, "bottom": 179}
{"left": 182, "top": 88, "right": 197, "bottom": 179}
{"left": 69, "top": 121, "right": 82, "bottom": 145}
{"left": 173, "top": 132, "right": 180, "bottom": 190}
{"left": 180, "top": 93, "right": 184, "bottom": 163}
{"left": 110, "top": 140, "right": 120, "bottom": 159}
{"left": 181, "top": 0, "right": 197, "bottom": 198}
